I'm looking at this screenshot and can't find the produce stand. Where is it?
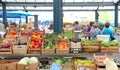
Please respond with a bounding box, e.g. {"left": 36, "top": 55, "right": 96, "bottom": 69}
{"left": 0, "top": 24, "right": 120, "bottom": 70}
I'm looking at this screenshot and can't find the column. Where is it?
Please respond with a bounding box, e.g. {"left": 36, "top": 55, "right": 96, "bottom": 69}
{"left": 34, "top": 15, "right": 38, "bottom": 30}
{"left": 26, "top": 16, "right": 28, "bottom": 23}
{"left": 2, "top": 3, "right": 8, "bottom": 29}
{"left": 114, "top": 3, "right": 118, "bottom": 27}
{"left": 95, "top": 10, "right": 99, "bottom": 22}
{"left": 53, "top": 0, "right": 63, "bottom": 34}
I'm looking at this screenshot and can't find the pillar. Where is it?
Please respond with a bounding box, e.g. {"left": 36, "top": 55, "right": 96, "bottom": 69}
{"left": 114, "top": 3, "right": 118, "bottom": 27}
{"left": 95, "top": 10, "right": 99, "bottom": 22}
{"left": 34, "top": 15, "right": 38, "bottom": 30}
{"left": 2, "top": 3, "right": 8, "bottom": 29}
{"left": 26, "top": 16, "right": 28, "bottom": 23}
{"left": 53, "top": 0, "right": 63, "bottom": 34}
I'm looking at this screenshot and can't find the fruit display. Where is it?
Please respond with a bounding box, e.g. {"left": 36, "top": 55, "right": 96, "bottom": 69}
{"left": 74, "top": 59, "right": 95, "bottom": 66}
{"left": 29, "top": 31, "right": 44, "bottom": 49}
{"left": 0, "top": 40, "right": 13, "bottom": 48}
{"left": 101, "top": 39, "right": 119, "bottom": 47}
{"left": 56, "top": 41, "right": 68, "bottom": 49}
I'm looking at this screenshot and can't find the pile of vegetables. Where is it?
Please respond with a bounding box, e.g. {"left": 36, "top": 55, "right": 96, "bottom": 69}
{"left": 56, "top": 35, "right": 69, "bottom": 49}
{"left": 52, "top": 57, "right": 71, "bottom": 65}
{"left": 18, "top": 57, "right": 39, "bottom": 65}
{"left": 101, "top": 40, "right": 119, "bottom": 47}
{"left": 43, "top": 33, "right": 57, "bottom": 49}
{"left": 29, "top": 31, "right": 43, "bottom": 48}
{"left": 62, "top": 32, "right": 74, "bottom": 38}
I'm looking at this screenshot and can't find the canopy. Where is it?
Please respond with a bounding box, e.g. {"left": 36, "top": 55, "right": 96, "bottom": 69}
{"left": 7, "top": 11, "right": 33, "bottom": 16}
{"left": 0, "top": 11, "right": 33, "bottom": 18}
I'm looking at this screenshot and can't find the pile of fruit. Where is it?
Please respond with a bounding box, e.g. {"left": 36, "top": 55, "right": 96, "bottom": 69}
{"left": 29, "top": 31, "right": 43, "bottom": 49}
{"left": 0, "top": 40, "right": 13, "bottom": 48}
{"left": 74, "top": 59, "right": 95, "bottom": 66}
{"left": 101, "top": 39, "right": 119, "bottom": 47}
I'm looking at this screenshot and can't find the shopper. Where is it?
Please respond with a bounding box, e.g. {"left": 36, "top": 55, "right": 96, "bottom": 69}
{"left": 102, "top": 22, "right": 114, "bottom": 41}
{"left": 74, "top": 21, "right": 83, "bottom": 30}
{"left": 73, "top": 21, "right": 83, "bottom": 38}
{"left": 91, "top": 23, "right": 102, "bottom": 40}
{"left": 86, "top": 21, "right": 94, "bottom": 39}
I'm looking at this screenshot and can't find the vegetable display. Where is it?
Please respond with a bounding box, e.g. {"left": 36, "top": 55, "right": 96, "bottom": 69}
{"left": 18, "top": 57, "right": 39, "bottom": 65}
{"left": 52, "top": 57, "right": 71, "bottom": 65}
{"left": 43, "top": 33, "right": 57, "bottom": 49}
{"left": 29, "top": 31, "right": 43, "bottom": 48}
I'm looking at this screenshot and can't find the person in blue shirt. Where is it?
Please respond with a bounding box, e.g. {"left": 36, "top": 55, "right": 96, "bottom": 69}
{"left": 91, "top": 23, "right": 102, "bottom": 40}
{"left": 74, "top": 21, "right": 83, "bottom": 30}
{"left": 102, "top": 22, "right": 114, "bottom": 41}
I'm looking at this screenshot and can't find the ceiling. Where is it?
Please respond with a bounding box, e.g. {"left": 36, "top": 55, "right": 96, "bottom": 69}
{"left": 0, "top": 0, "right": 120, "bottom": 11}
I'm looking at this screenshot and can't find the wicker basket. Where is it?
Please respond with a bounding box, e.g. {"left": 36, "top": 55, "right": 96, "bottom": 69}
{"left": 13, "top": 45, "right": 28, "bottom": 54}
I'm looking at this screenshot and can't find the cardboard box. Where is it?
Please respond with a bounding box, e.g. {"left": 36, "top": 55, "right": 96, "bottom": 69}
{"left": 17, "top": 63, "right": 39, "bottom": 70}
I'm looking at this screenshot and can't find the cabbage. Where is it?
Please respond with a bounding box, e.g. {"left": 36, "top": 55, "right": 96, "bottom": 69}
{"left": 110, "top": 40, "right": 119, "bottom": 46}
{"left": 18, "top": 57, "right": 30, "bottom": 65}
{"left": 101, "top": 40, "right": 110, "bottom": 47}
{"left": 28, "top": 57, "right": 39, "bottom": 64}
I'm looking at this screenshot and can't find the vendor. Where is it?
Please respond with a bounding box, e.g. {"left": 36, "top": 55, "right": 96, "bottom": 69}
{"left": 4, "top": 22, "right": 18, "bottom": 38}
{"left": 102, "top": 22, "right": 114, "bottom": 41}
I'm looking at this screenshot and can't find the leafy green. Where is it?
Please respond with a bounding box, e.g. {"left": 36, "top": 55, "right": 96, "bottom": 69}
{"left": 43, "top": 33, "right": 58, "bottom": 49}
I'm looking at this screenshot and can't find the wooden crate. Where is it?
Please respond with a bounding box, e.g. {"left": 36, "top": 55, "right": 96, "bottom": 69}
{"left": 17, "top": 63, "right": 39, "bottom": 70}
{"left": 101, "top": 46, "right": 119, "bottom": 53}
{"left": 28, "top": 48, "right": 41, "bottom": 54}
{"left": 0, "top": 59, "right": 18, "bottom": 64}
{"left": 82, "top": 41, "right": 101, "bottom": 52}
{"left": 13, "top": 45, "right": 28, "bottom": 54}
{"left": 0, "top": 47, "right": 12, "bottom": 54}
{"left": 70, "top": 48, "right": 82, "bottom": 53}
{"left": 56, "top": 39, "right": 69, "bottom": 54}
{"left": 0, "top": 60, "right": 18, "bottom": 70}
{"left": 17, "top": 36, "right": 29, "bottom": 45}
{"left": 56, "top": 48, "right": 69, "bottom": 54}
{"left": 76, "top": 65, "right": 96, "bottom": 70}
{"left": 42, "top": 47, "right": 55, "bottom": 54}
{"left": 3, "top": 38, "right": 16, "bottom": 44}
{"left": 20, "top": 29, "right": 32, "bottom": 36}
{"left": 62, "top": 63, "right": 73, "bottom": 70}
